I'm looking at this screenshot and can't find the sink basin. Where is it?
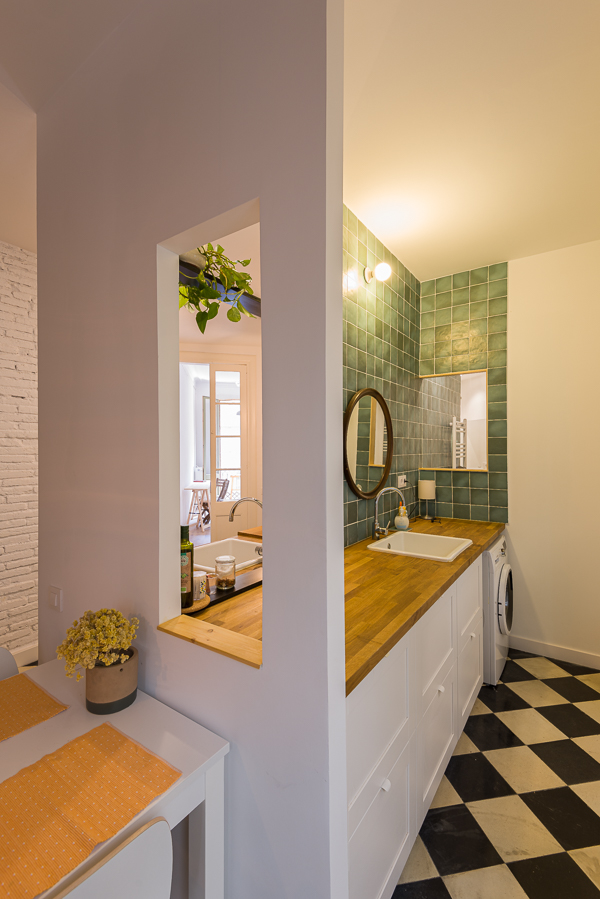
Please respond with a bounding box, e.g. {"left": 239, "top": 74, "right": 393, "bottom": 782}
{"left": 368, "top": 531, "right": 472, "bottom": 562}
{"left": 193, "top": 537, "right": 262, "bottom": 573}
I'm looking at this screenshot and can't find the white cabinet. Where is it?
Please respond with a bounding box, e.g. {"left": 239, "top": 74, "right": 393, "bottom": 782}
{"left": 346, "top": 556, "right": 483, "bottom": 899}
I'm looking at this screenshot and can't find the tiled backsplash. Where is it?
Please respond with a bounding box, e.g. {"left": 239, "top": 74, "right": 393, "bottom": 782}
{"left": 343, "top": 206, "right": 508, "bottom": 546}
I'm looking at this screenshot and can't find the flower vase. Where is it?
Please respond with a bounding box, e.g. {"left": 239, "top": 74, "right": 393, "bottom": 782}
{"left": 85, "top": 646, "right": 138, "bottom": 715}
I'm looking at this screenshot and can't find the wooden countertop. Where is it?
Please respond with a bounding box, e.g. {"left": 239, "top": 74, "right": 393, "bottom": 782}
{"left": 159, "top": 518, "right": 504, "bottom": 690}
{"left": 237, "top": 526, "right": 263, "bottom": 541}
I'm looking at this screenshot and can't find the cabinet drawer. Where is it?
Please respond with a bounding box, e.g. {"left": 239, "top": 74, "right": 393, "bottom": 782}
{"left": 457, "top": 613, "right": 483, "bottom": 729}
{"left": 416, "top": 662, "right": 456, "bottom": 828}
{"left": 347, "top": 630, "right": 411, "bottom": 804}
{"left": 348, "top": 738, "right": 412, "bottom": 899}
{"left": 456, "top": 556, "right": 482, "bottom": 652}
{"left": 415, "top": 587, "right": 455, "bottom": 715}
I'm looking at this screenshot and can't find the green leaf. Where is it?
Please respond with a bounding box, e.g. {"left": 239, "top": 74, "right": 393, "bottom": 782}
{"left": 206, "top": 242, "right": 214, "bottom": 253}
{"left": 206, "top": 302, "right": 220, "bottom": 320}
{"left": 227, "top": 306, "right": 241, "bottom": 322}
{"left": 216, "top": 245, "right": 225, "bottom": 255}
{"left": 241, "top": 259, "right": 251, "bottom": 266}
{"left": 196, "top": 310, "right": 208, "bottom": 333}
{"left": 197, "top": 285, "right": 221, "bottom": 300}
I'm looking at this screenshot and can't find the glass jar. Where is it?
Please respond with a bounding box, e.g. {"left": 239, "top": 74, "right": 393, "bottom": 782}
{"left": 215, "top": 555, "right": 236, "bottom": 590}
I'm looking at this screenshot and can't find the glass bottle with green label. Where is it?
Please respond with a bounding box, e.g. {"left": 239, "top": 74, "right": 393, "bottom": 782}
{"left": 181, "top": 525, "right": 194, "bottom": 609}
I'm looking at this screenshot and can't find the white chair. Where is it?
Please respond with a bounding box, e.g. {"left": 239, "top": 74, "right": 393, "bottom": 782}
{"left": 54, "top": 817, "right": 172, "bottom": 899}
{"left": 0, "top": 647, "right": 18, "bottom": 680}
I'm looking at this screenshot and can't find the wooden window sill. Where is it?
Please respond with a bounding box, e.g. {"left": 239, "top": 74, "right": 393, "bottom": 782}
{"left": 157, "top": 615, "right": 262, "bottom": 669}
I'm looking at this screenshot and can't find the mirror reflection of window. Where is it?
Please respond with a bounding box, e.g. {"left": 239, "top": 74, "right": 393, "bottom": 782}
{"left": 369, "top": 398, "right": 386, "bottom": 467}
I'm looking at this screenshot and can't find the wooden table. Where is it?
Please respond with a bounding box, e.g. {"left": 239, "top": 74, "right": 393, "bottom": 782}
{"left": 185, "top": 481, "right": 211, "bottom": 532}
{"left": 0, "top": 660, "right": 229, "bottom": 899}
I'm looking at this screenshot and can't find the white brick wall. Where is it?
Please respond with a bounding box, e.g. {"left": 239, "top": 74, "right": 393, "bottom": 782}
{"left": 0, "top": 240, "right": 37, "bottom": 652}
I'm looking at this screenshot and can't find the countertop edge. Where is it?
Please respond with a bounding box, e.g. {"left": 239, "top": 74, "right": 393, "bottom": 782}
{"left": 158, "top": 615, "right": 263, "bottom": 669}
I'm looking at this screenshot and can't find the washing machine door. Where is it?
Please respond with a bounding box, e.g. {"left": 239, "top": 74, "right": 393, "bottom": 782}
{"left": 498, "top": 564, "right": 513, "bottom": 635}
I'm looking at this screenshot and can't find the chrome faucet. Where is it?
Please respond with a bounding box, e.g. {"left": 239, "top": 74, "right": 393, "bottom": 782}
{"left": 373, "top": 486, "right": 406, "bottom": 539}
{"left": 228, "top": 496, "right": 263, "bottom": 522}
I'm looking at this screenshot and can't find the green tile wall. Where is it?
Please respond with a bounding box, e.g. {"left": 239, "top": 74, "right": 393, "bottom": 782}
{"left": 419, "top": 264, "right": 508, "bottom": 524}
{"left": 343, "top": 206, "right": 421, "bottom": 546}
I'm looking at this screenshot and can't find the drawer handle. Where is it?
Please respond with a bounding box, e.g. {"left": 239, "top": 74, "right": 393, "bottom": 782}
{"left": 437, "top": 685, "right": 445, "bottom": 694}
{"left": 470, "top": 632, "right": 476, "bottom": 639}
{"left": 380, "top": 778, "right": 391, "bottom": 793}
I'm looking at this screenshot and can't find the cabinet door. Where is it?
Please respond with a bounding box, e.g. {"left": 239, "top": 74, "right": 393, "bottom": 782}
{"left": 415, "top": 586, "right": 455, "bottom": 716}
{"left": 416, "top": 662, "right": 456, "bottom": 829}
{"left": 456, "top": 556, "right": 482, "bottom": 653}
{"left": 346, "top": 631, "right": 411, "bottom": 805}
{"left": 348, "top": 739, "right": 412, "bottom": 899}
{"left": 457, "top": 614, "right": 483, "bottom": 730}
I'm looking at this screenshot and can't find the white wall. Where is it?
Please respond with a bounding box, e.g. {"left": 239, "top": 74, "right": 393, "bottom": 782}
{"left": 37, "top": 1, "right": 346, "bottom": 898}
{"left": 507, "top": 240, "right": 600, "bottom": 666}
{"left": 0, "top": 240, "right": 37, "bottom": 656}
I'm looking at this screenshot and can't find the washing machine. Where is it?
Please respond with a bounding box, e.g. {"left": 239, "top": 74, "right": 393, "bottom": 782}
{"left": 483, "top": 535, "right": 513, "bottom": 685}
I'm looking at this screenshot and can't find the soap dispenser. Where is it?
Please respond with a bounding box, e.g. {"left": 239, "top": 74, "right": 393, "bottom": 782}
{"left": 394, "top": 505, "right": 410, "bottom": 530}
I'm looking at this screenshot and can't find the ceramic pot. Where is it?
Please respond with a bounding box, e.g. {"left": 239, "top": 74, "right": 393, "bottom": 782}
{"left": 85, "top": 646, "right": 138, "bottom": 715}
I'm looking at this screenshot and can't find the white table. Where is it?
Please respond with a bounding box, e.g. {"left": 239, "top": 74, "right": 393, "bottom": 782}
{"left": 0, "top": 660, "right": 229, "bottom": 899}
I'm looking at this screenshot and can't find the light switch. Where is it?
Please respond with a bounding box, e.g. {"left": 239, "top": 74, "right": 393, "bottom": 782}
{"left": 48, "top": 585, "right": 63, "bottom": 612}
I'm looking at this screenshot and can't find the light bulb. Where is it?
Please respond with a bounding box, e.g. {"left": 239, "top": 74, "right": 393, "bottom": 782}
{"left": 374, "top": 262, "right": 391, "bottom": 282}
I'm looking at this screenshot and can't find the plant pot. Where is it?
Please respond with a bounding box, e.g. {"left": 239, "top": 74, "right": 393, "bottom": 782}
{"left": 85, "top": 646, "right": 138, "bottom": 715}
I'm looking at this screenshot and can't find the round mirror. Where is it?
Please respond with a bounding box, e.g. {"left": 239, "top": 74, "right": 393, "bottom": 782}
{"left": 343, "top": 388, "right": 394, "bottom": 499}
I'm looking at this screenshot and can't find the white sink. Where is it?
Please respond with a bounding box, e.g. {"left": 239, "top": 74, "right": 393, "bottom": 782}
{"left": 368, "top": 530, "right": 472, "bottom": 562}
{"left": 193, "top": 537, "right": 262, "bottom": 573}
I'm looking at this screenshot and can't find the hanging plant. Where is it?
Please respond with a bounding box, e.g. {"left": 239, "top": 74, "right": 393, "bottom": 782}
{"left": 179, "top": 243, "right": 254, "bottom": 334}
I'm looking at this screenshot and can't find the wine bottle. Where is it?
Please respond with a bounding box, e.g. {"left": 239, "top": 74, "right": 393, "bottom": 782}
{"left": 181, "top": 525, "right": 194, "bottom": 609}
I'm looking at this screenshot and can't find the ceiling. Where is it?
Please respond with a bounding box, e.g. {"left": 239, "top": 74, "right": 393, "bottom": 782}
{"left": 344, "top": 0, "right": 600, "bottom": 280}
{"left": 2, "top": 1, "right": 600, "bottom": 277}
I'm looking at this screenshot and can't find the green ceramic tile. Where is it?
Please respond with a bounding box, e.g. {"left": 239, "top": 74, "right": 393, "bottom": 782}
{"left": 470, "top": 472, "right": 489, "bottom": 488}
{"left": 346, "top": 345, "right": 356, "bottom": 369}
{"left": 420, "top": 470, "right": 435, "bottom": 480}
{"left": 471, "top": 488, "right": 489, "bottom": 506}
{"left": 347, "top": 208, "right": 358, "bottom": 235}
{"left": 420, "top": 360, "right": 434, "bottom": 376}
{"left": 347, "top": 232, "right": 358, "bottom": 259}
{"left": 420, "top": 295, "right": 435, "bottom": 314}
{"left": 436, "top": 503, "right": 453, "bottom": 518}
{"left": 357, "top": 349, "right": 367, "bottom": 372}
{"left": 449, "top": 322, "right": 468, "bottom": 341}
{"left": 436, "top": 486, "right": 452, "bottom": 503}
{"left": 436, "top": 470, "right": 452, "bottom": 486}
{"left": 420, "top": 342, "right": 434, "bottom": 360}
{"left": 489, "top": 455, "right": 508, "bottom": 472}
{"left": 452, "top": 338, "right": 469, "bottom": 355}
{"left": 435, "top": 340, "right": 452, "bottom": 358}
{"left": 489, "top": 472, "right": 508, "bottom": 489}
{"left": 435, "top": 307, "right": 452, "bottom": 326}
{"left": 436, "top": 276, "right": 451, "bottom": 293}
{"left": 453, "top": 487, "right": 470, "bottom": 505}
{"left": 470, "top": 506, "right": 490, "bottom": 521}
{"left": 488, "top": 437, "right": 507, "bottom": 455}
{"left": 452, "top": 504, "right": 471, "bottom": 520}
{"left": 450, "top": 355, "right": 467, "bottom": 372}
{"left": 470, "top": 266, "right": 488, "bottom": 284}
{"left": 489, "top": 297, "right": 507, "bottom": 317}
{"left": 470, "top": 283, "right": 488, "bottom": 302}
{"left": 469, "top": 300, "right": 488, "bottom": 320}
{"left": 469, "top": 353, "right": 487, "bottom": 369}
{"left": 489, "top": 489, "right": 508, "bottom": 507}
{"left": 346, "top": 322, "right": 357, "bottom": 347}
{"left": 436, "top": 291, "right": 452, "bottom": 309}
{"left": 421, "top": 311, "right": 435, "bottom": 329}
{"left": 435, "top": 357, "right": 452, "bottom": 374}
{"left": 470, "top": 318, "right": 488, "bottom": 336}
{"left": 489, "top": 278, "right": 508, "bottom": 299}
{"left": 452, "top": 471, "right": 470, "bottom": 487}
{"left": 488, "top": 349, "right": 507, "bottom": 368}
{"left": 453, "top": 271, "right": 470, "bottom": 289}
{"left": 488, "top": 314, "right": 507, "bottom": 334}
{"left": 357, "top": 219, "right": 367, "bottom": 245}
{"left": 470, "top": 335, "right": 487, "bottom": 354}
{"left": 488, "top": 402, "right": 507, "bottom": 420}
{"left": 435, "top": 324, "right": 452, "bottom": 342}
{"left": 488, "top": 331, "right": 507, "bottom": 351}
{"left": 487, "top": 385, "right": 507, "bottom": 403}
{"left": 490, "top": 507, "right": 509, "bottom": 524}
{"left": 488, "top": 367, "right": 507, "bottom": 386}
{"left": 488, "top": 419, "right": 507, "bottom": 438}
{"left": 489, "top": 262, "right": 508, "bottom": 281}
{"left": 452, "top": 287, "right": 470, "bottom": 306}
{"left": 452, "top": 304, "right": 470, "bottom": 322}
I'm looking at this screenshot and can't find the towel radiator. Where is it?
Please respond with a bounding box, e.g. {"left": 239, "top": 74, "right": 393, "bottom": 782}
{"left": 452, "top": 416, "right": 467, "bottom": 469}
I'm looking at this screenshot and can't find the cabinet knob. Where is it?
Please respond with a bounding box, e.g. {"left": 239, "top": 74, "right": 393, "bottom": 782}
{"left": 437, "top": 685, "right": 445, "bottom": 694}
{"left": 470, "top": 632, "right": 476, "bottom": 639}
{"left": 380, "top": 778, "right": 391, "bottom": 793}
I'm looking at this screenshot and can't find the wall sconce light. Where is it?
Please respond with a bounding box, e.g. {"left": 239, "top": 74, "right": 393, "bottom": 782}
{"left": 364, "top": 262, "right": 392, "bottom": 284}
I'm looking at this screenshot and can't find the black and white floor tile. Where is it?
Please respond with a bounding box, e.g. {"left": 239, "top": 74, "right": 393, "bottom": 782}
{"left": 393, "top": 649, "right": 600, "bottom": 898}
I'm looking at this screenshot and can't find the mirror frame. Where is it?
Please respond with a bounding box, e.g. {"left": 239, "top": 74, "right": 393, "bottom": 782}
{"left": 343, "top": 388, "right": 394, "bottom": 500}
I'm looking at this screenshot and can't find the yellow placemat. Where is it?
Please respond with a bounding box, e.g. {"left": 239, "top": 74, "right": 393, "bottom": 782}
{"left": 0, "top": 722, "right": 181, "bottom": 899}
{"left": 0, "top": 673, "right": 69, "bottom": 742}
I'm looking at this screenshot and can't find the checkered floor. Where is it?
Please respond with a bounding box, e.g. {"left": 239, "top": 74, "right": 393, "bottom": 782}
{"left": 393, "top": 649, "right": 600, "bottom": 898}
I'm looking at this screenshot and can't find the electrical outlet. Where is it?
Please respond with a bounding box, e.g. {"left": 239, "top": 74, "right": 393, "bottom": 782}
{"left": 397, "top": 475, "right": 407, "bottom": 488}
{"left": 48, "top": 585, "right": 63, "bottom": 612}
